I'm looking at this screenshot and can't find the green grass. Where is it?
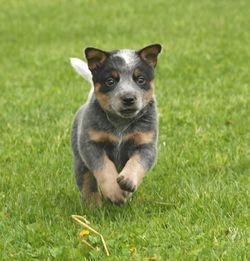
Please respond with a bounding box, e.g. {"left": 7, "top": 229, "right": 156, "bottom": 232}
{"left": 0, "top": 0, "right": 249, "bottom": 260}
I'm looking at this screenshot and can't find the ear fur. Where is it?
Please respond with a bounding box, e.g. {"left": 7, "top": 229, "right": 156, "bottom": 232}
{"left": 137, "top": 44, "right": 162, "bottom": 67}
{"left": 84, "top": 47, "right": 109, "bottom": 70}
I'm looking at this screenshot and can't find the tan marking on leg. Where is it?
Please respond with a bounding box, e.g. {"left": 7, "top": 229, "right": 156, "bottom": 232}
{"left": 88, "top": 130, "right": 119, "bottom": 143}
{"left": 93, "top": 154, "right": 128, "bottom": 204}
{"left": 117, "top": 154, "right": 147, "bottom": 192}
{"left": 82, "top": 172, "right": 102, "bottom": 207}
{"left": 94, "top": 83, "right": 111, "bottom": 111}
{"left": 124, "top": 131, "right": 154, "bottom": 145}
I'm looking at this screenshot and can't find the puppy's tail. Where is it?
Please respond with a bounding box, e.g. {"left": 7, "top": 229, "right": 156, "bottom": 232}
{"left": 70, "top": 58, "right": 93, "bottom": 86}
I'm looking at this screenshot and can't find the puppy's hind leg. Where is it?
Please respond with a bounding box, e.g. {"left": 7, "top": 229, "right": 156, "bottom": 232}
{"left": 82, "top": 171, "right": 102, "bottom": 207}
{"left": 74, "top": 156, "right": 102, "bottom": 207}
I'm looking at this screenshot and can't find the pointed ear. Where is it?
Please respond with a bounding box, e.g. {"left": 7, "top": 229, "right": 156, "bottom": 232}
{"left": 137, "top": 44, "right": 162, "bottom": 67}
{"left": 84, "top": 47, "right": 109, "bottom": 71}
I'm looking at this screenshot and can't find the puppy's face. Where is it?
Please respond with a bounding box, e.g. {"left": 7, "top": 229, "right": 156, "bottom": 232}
{"left": 85, "top": 44, "right": 161, "bottom": 118}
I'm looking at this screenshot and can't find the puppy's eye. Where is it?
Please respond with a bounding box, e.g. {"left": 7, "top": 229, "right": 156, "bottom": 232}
{"left": 136, "top": 75, "right": 146, "bottom": 85}
{"left": 105, "top": 77, "right": 115, "bottom": 87}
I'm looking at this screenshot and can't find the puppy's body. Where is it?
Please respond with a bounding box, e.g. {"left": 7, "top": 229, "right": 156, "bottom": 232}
{"left": 70, "top": 45, "right": 161, "bottom": 205}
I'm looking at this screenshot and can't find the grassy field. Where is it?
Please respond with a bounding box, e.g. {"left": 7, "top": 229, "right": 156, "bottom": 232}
{"left": 0, "top": 0, "right": 249, "bottom": 260}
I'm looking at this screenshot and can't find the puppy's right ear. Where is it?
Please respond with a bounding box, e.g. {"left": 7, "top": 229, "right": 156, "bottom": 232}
{"left": 137, "top": 44, "right": 162, "bottom": 67}
{"left": 84, "top": 47, "right": 109, "bottom": 71}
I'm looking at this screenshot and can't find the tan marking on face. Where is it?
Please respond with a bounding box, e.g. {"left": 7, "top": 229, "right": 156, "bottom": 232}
{"left": 88, "top": 130, "right": 119, "bottom": 143}
{"left": 94, "top": 83, "right": 111, "bottom": 111}
{"left": 111, "top": 70, "right": 119, "bottom": 78}
{"left": 82, "top": 171, "right": 102, "bottom": 206}
{"left": 144, "top": 80, "right": 154, "bottom": 104}
{"left": 124, "top": 131, "right": 154, "bottom": 145}
{"left": 118, "top": 153, "right": 147, "bottom": 190}
{"left": 93, "top": 154, "right": 128, "bottom": 203}
{"left": 133, "top": 68, "right": 141, "bottom": 77}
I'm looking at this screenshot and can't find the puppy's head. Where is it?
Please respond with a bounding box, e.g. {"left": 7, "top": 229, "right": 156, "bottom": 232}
{"left": 85, "top": 44, "right": 162, "bottom": 118}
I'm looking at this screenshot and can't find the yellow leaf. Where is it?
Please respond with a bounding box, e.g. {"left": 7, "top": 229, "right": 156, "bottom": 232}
{"left": 79, "top": 229, "right": 90, "bottom": 237}
{"left": 129, "top": 247, "right": 136, "bottom": 253}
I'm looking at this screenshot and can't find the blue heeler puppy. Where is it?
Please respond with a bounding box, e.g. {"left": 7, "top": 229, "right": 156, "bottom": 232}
{"left": 70, "top": 44, "right": 162, "bottom": 206}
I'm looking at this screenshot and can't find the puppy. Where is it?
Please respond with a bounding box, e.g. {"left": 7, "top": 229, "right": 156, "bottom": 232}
{"left": 70, "top": 44, "right": 161, "bottom": 206}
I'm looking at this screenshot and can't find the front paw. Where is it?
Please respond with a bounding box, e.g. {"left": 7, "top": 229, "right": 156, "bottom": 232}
{"left": 117, "top": 175, "right": 137, "bottom": 192}
{"left": 100, "top": 181, "right": 128, "bottom": 205}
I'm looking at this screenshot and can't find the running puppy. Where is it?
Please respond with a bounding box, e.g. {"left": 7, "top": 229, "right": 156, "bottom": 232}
{"left": 70, "top": 44, "right": 162, "bottom": 206}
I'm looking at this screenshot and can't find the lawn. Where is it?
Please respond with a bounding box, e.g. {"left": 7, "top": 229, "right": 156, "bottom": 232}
{"left": 0, "top": 0, "right": 249, "bottom": 260}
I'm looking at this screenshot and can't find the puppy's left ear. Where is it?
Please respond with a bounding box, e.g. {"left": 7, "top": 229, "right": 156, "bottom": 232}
{"left": 84, "top": 47, "right": 109, "bottom": 71}
{"left": 137, "top": 44, "right": 162, "bottom": 67}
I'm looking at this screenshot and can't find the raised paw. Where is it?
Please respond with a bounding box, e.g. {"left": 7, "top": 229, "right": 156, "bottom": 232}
{"left": 100, "top": 180, "right": 128, "bottom": 205}
{"left": 106, "top": 189, "right": 128, "bottom": 205}
{"left": 117, "top": 175, "right": 136, "bottom": 192}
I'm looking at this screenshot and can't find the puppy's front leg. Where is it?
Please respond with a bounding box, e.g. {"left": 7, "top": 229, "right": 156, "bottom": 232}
{"left": 94, "top": 153, "right": 128, "bottom": 204}
{"left": 117, "top": 144, "right": 157, "bottom": 192}
{"left": 79, "top": 137, "right": 128, "bottom": 204}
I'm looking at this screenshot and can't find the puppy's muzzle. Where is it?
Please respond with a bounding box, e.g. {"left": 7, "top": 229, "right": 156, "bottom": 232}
{"left": 119, "top": 94, "right": 139, "bottom": 117}
{"left": 121, "top": 94, "right": 137, "bottom": 107}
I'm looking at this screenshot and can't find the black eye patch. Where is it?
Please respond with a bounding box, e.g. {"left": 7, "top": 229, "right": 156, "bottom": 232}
{"left": 134, "top": 65, "right": 154, "bottom": 80}
{"left": 95, "top": 69, "right": 120, "bottom": 93}
{"left": 103, "top": 70, "right": 119, "bottom": 84}
{"left": 135, "top": 75, "right": 146, "bottom": 86}
{"left": 105, "top": 77, "right": 116, "bottom": 87}
{"left": 133, "top": 68, "right": 152, "bottom": 90}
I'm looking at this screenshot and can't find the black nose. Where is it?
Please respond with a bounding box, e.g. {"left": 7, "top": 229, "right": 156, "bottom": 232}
{"left": 121, "top": 95, "right": 136, "bottom": 106}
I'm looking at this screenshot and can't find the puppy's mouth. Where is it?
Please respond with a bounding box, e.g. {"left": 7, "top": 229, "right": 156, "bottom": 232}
{"left": 119, "top": 108, "right": 138, "bottom": 118}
